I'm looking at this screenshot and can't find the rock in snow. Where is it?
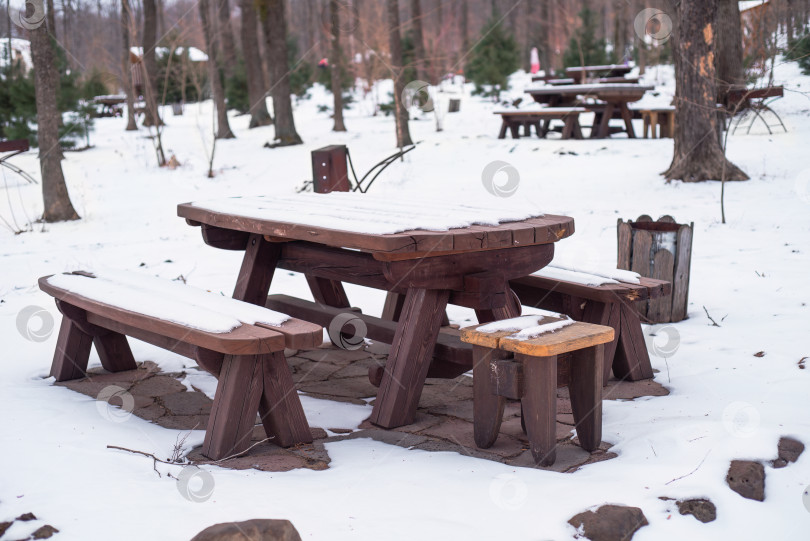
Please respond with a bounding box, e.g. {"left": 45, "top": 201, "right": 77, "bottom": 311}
{"left": 190, "top": 519, "right": 302, "bottom": 541}
{"left": 567, "top": 504, "right": 648, "bottom": 541}
{"left": 772, "top": 436, "right": 805, "bottom": 468}
{"left": 676, "top": 498, "right": 717, "bottom": 523}
{"left": 726, "top": 460, "right": 766, "bottom": 501}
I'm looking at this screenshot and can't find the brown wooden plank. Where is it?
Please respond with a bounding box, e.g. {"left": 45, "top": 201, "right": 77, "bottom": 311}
{"left": 267, "top": 294, "right": 473, "bottom": 366}
{"left": 568, "top": 345, "right": 603, "bottom": 451}
{"left": 50, "top": 317, "right": 93, "bottom": 381}
{"left": 254, "top": 317, "right": 323, "bottom": 350}
{"left": 518, "top": 352, "right": 558, "bottom": 466}
{"left": 194, "top": 347, "right": 223, "bottom": 377}
{"left": 630, "top": 229, "right": 653, "bottom": 320}
{"left": 202, "top": 353, "right": 265, "bottom": 459}
{"left": 40, "top": 277, "right": 287, "bottom": 356}
{"left": 473, "top": 345, "right": 507, "bottom": 448}
{"left": 381, "top": 291, "right": 406, "bottom": 321}
{"left": 201, "top": 224, "right": 249, "bottom": 251}
{"left": 510, "top": 274, "right": 650, "bottom": 304}
{"left": 233, "top": 234, "right": 281, "bottom": 306}
{"left": 617, "top": 220, "right": 632, "bottom": 270}
{"left": 369, "top": 288, "right": 450, "bottom": 428}
{"left": 86, "top": 312, "right": 198, "bottom": 359}
{"left": 499, "top": 322, "right": 614, "bottom": 357}
{"left": 258, "top": 350, "right": 313, "bottom": 447}
{"left": 671, "top": 224, "right": 693, "bottom": 322}
{"left": 647, "top": 249, "right": 675, "bottom": 323}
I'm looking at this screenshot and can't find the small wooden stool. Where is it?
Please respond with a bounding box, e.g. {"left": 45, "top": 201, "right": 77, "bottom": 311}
{"left": 640, "top": 107, "right": 676, "bottom": 138}
{"left": 461, "top": 317, "right": 614, "bottom": 466}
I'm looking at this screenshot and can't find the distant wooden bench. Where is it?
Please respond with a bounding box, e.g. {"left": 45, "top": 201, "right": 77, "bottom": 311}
{"left": 461, "top": 316, "right": 614, "bottom": 466}
{"left": 509, "top": 267, "right": 671, "bottom": 384}
{"left": 495, "top": 108, "right": 586, "bottom": 140}
{"left": 638, "top": 107, "right": 676, "bottom": 138}
{"left": 39, "top": 271, "right": 323, "bottom": 460}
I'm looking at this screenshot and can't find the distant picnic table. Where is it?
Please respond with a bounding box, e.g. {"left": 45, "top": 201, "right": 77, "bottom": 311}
{"left": 565, "top": 64, "right": 633, "bottom": 83}
{"left": 178, "top": 193, "right": 574, "bottom": 429}
{"left": 525, "top": 83, "right": 654, "bottom": 139}
{"left": 93, "top": 95, "right": 126, "bottom": 118}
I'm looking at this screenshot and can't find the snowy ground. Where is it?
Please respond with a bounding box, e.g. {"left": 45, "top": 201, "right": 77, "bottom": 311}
{"left": 1, "top": 58, "right": 809, "bottom": 540}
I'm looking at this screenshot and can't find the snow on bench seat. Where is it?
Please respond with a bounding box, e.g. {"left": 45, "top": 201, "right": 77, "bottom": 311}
{"left": 477, "top": 312, "right": 574, "bottom": 341}
{"left": 531, "top": 265, "right": 641, "bottom": 287}
{"left": 46, "top": 269, "right": 290, "bottom": 334}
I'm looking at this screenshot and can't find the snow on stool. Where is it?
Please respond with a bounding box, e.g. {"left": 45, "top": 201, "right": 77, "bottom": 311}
{"left": 460, "top": 313, "right": 614, "bottom": 466}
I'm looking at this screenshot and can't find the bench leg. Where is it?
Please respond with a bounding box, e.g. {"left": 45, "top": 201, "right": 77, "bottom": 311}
{"left": 203, "top": 353, "right": 265, "bottom": 460}
{"left": 509, "top": 122, "right": 520, "bottom": 139}
{"left": 572, "top": 118, "right": 584, "bottom": 139}
{"left": 613, "top": 303, "right": 655, "bottom": 381}
{"left": 561, "top": 117, "right": 575, "bottom": 139}
{"left": 518, "top": 353, "right": 557, "bottom": 466}
{"left": 498, "top": 120, "right": 508, "bottom": 139}
{"left": 50, "top": 317, "right": 93, "bottom": 381}
{"left": 370, "top": 287, "right": 450, "bottom": 428}
{"left": 472, "top": 345, "right": 506, "bottom": 448}
{"left": 581, "top": 301, "right": 621, "bottom": 383}
{"left": 569, "top": 345, "right": 603, "bottom": 451}
{"left": 259, "top": 350, "right": 313, "bottom": 447}
{"left": 621, "top": 105, "right": 636, "bottom": 138}
{"left": 93, "top": 333, "right": 137, "bottom": 373}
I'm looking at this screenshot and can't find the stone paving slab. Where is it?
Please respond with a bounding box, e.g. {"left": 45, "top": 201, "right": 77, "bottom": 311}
{"left": 57, "top": 343, "right": 666, "bottom": 474}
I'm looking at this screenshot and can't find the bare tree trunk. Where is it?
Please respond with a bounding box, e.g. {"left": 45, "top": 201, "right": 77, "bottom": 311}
{"left": 239, "top": 0, "right": 272, "bottom": 128}
{"left": 260, "top": 0, "right": 303, "bottom": 146}
{"left": 664, "top": 0, "right": 748, "bottom": 182}
{"left": 216, "top": 0, "right": 237, "bottom": 79}
{"left": 121, "top": 0, "right": 138, "bottom": 131}
{"left": 715, "top": 0, "right": 746, "bottom": 97}
{"left": 200, "top": 0, "right": 235, "bottom": 138}
{"left": 142, "top": 0, "right": 162, "bottom": 126}
{"left": 30, "top": 25, "right": 79, "bottom": 222}
{"left": 388, "top": 0, "right": 413, "bottom": 147}
{"left": 411, "top": 0, "right": 426, "bottom": 81}
{"left": 329, "top": 0, "right": 347, "bottom": 131}
{"left": 613, "top": 0, "right": 628, "bottom": 62}
{"left": 459, "top": 0, "right": 469, "bottom": 67}
{"left": 46, "top": 0, "right": 56, "bottom": 36}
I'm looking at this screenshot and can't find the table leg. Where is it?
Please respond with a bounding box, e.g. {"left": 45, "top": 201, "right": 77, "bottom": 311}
{"left": 597, "top": 103, "right": 615, "bottom": 138}
{"left": 381, "top": 291, "right": 406, "bottom": 321}
{"left": 306, "top": 275, "right": 350, "bottom": 308}
{"left": 475, "top": 288, "right": 522, "bottom": 323}
{"left": 509, "top": 122, "right": 520, "bottom": 139}
{"left": 369, "top": 288, "right": 450, "bottom": 428}
{"left": 233, "top": 233, "right": 281, "bottom": 305}
{"left": 518, "top": 352, "right": 557, "bottom": 466}
{"left": 643, "top": 113, "right": 650, "bottom": 138}
{"left": 620, "top": 104, "right": 636, "bottom": 138}
{"left": 569, "top": 345, "right": 603, "bottom": 451}
{"left": 561, "top": 117, "right": 575, "bottom": 139}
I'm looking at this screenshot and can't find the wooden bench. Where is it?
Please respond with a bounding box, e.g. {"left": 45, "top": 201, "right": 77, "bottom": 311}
{"left": 495, "top": 108, "right": 586, "bottom": 140}
{"left": 508, "top": 267, "right": 670, "bottom": 384}
{"left": 638, "top": 107, "right": 676, "bottom": 138}
{"left": 39, "top": 271, "right": 323, "bottom": 461}
{"left": 461, "top": 316, "right": 614, "bottom": 466}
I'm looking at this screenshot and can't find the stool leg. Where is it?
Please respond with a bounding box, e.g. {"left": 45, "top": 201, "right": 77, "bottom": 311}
{"left": 650, "top": 112, "right": 659, "bottom": 138}
{"left": 569, "top": 345, "right": 603, "bottom": 452}
{"left": 517, "top": 353, "right": 557, "bottom": 466}
{"left": 643, "top": 114, "right": 650, "bottom": 138}
{"left": 498, "top": 120, "right": 508, "bottom": 139}
{"left": 259, "top": 350, "right": 313, "bottom": 447}
{"left": 472, "top": 345, "right": 507, "bottom": 448}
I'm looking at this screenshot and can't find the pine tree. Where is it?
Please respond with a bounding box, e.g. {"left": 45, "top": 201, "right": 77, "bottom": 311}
{"left": 465, "top": 17, "right": 520, "bottom": 98}
{"left": 562, "top": 7, "right": 610, "bottom": 69}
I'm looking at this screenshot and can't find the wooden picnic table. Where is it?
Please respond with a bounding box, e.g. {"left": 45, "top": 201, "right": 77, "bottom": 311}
{"left": 525, "top": 83, "right": 654, "bottom": 138}
{"left": 178, "top": 193, "right": 574, "bottom": 429}
{"left": 566, "top": 64, "right": 633, "bottom": 83}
